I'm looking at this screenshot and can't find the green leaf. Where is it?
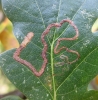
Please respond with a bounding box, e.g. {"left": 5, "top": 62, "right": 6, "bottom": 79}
{"left": 1, "top": 0, "right": 98, "bottom": 100}
{"left": 0, "top": 95, "right": 22, "bottom": 100}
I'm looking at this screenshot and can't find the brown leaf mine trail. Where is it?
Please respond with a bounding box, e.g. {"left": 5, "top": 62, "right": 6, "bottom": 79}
{"left": 13, "top": 19, "right": 80, "bottom": 77}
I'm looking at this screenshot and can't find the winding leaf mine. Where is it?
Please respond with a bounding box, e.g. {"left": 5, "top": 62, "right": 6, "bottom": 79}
{"left": 13, "top": 19, "right": 79, "bottom": 77}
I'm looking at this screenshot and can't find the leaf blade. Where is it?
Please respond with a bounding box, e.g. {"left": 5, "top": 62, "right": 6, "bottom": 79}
{"left": 1, "top": 0, "right": 98, "bottom": 100}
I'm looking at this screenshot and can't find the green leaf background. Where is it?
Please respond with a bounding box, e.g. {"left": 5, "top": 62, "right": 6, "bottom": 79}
{"left": 1, "top": 0, "right": 98, "bottom": 100}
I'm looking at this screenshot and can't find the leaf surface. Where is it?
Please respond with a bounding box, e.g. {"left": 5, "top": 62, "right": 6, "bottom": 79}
{"left": 1, "top": 96, "right": 22, "bottom": 100}
{"left": 1, "top": 0, "right": 98, "bottom": 100}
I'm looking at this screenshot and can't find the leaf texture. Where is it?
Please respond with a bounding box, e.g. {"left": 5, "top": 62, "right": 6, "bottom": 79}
{"left": 1, "top": 0, "right": 98, "bottom": 100}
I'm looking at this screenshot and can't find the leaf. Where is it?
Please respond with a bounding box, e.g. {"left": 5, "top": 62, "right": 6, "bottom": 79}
{"left": 0, "top": 18, "right": 19, "bottom": 50}
{"left": 0, "top": 41, "right": 4, "bottom": 53}
{"left": 1, "top": 0, "right": 98, "bottom": 100}
{"left": 0, "top": 95, "right": 22, "bottom": 100}
{"left": 92, "top": 19, "right": 98, "bottom": 33}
